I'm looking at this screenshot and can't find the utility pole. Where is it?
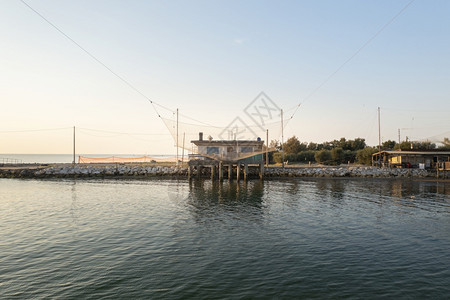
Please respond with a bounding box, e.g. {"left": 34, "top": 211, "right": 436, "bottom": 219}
{"left": 378, "top": 107, "right": 381, "bottom": 153}
{"left": 266, "top": 129, "right": 269, "bottom": 167}
{"left": 73, "top": 126, "right": 76, "bottom": 164}
{"left": 378, "top": 107, "right": 381, "bottom": 167}
{"left": 182, "top": 132, "right": 185, "bottom": 165}
{"left": 398, "top": 128, "right": 401, "bottom": 144}
{"left": 176, "top": 108, "right": 179, "bottom": 166}
{"left": 281, "top": 109, "right": 284, "bottom": 168}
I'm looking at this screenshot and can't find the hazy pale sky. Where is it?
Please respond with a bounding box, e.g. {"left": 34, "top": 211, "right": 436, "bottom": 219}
{"left": 1, "top": 0, "right": 449, "bottom": 154}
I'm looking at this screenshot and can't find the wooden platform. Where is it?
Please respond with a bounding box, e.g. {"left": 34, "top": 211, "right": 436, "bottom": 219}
{"left": 188, "top": 159, "right": 263, "bottom": 180}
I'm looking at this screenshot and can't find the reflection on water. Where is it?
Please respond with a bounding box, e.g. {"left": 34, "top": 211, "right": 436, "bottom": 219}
{"left": 184, "top": 180, "right": 265, "bottom": 225}
{"left": 188, "top": 180, "right": 264, "bottom": 205}
{"left": 0, "top": 178, "right": 449, "bottom": 299}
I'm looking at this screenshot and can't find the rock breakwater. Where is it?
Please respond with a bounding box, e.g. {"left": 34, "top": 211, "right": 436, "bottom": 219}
{"left": 0, "top": 164, "right": 432, "bottom": 179}
{"left": 0, "top": 165, "right": 187, "bottom": 178}
{"left": 265, "top": 166, "right": 429, "bottom": 178}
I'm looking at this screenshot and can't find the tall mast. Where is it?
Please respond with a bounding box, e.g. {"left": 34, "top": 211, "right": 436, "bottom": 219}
{"left": 266, "top": 129, "right": 269, "bottom": 167}
{"left": 176, "top": 108, "right": 179, "bottom": 166}
{"left": 281, "top": 109, "right": 284, "bottom": 168}
{"left": 73, "top": 126, "right": 76, "bottom": 164}
{"left": 378, "top": 107, "right": 381, "bottom": 153}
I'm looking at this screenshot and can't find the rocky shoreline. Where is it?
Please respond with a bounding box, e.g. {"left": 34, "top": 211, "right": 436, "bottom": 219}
{"left": 0, "top": 164, "right": 435, "bottom": 179}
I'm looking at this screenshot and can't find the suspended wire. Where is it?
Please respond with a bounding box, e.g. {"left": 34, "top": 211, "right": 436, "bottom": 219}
{"left": 20, "top": 0, "right": 416, "bottom": 134}
{"left": 0, "top": 127, "right": 72, "bottom": 133}
{"left": 19, "top": 0, "right": 173, "bottom": 118}
{"left": 78, "top": 130, "right": 172, "bottom": 142}
{"left": 20, "top": 0, "right": 221, "bottom": 127}
{"left": 381, "top": 106, "right": 449, "bottom": 113}
{"left": 286, "top": 0, "right": 416, "bottom": 123}
{"left": 77, "top": 127, "right": 171, "bottom": 136}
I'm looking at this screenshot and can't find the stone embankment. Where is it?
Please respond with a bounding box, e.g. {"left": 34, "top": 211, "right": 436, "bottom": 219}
{"left": 0, "top": 164, "right": 432, "bottom": 179}
{"left": 265, "top": 166, "right": 429, "bottom": 178}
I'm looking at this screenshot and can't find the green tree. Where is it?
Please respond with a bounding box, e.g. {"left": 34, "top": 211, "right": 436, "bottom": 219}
{"left": 439, "top": 138, "right": 450, "bottom": 150}
{"left": 395, "top": 141, "right": 436, "bottom": 150}
{"left": 443, "top": 137, "right": 450, "bottom": 146}
{"left": 283, "top": 136, "right": 302, "bottom": 154}
{"left": 331, "top": 148, "right": 344, "bottom": 165}
{"left": 394, "top": 141, "right": 412, "bottom": 150}
{"left": 356, "top": 147, "right": 377, "bottom": 165}
{"left": 273, "top": 152, "right": 282, "bottom": 164}
{"left": 414, "top": 141, "right": 436, "bottom": 150}
{"left": 298, "top": 150, "right": 316, "bottom": 163}
{"left": 382, "top": 140, "right": 396, "bottom": 149}
{"left": 269, "top": 139, "right": 281, "bottom": 151}
{"left": 307, "top": 142, "right": 318, "bottom": 151}
{"left": 315, "top": 149, "right": 332, "bottom": 165}
{"left": 350, "top": 138, "right": 366, "bottom": 150}
{"left": 343, "top": 150, "right": 357, "bottom": 163}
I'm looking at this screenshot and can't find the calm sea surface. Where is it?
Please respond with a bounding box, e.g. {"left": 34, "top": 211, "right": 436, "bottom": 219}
{"left": 1, "top": 178, "right": 449, "bottom": 299}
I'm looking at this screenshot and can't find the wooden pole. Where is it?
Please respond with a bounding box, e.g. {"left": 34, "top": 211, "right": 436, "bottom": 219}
{"left": 73, "top": 126, "right": 75, "bottom": 164}
{"left": 266, "top": 129, "right": 269, "bottom": 167}
{"left": 281, "top": 109, "right": 285, "bottom": 168}
{"left": 378, "top": 107, "right": 381, "bottom": 167}
{"left": 182, "top": 132, "right": 185, "bottom": 165}
{"left": 218, "top": 161, "right": 223, "bottom": 181}
{"left": 176, "top": 108, "right": 179, "bottom": 166}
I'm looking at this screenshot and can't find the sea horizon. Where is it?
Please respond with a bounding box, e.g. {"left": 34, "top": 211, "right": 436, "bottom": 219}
{"left": 0, "top": 153, "right": 176, "bottom": 164}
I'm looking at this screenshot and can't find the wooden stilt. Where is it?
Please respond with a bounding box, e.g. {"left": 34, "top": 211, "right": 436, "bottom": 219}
{"left": 259, "top": 163, "right": 264, "bottom": 180}
{"left": 237, "top": 162, "right": 241, "bottom": 181}
{"left": 218, "top": 162, "right": 223, "bottom": 181}
{"left": 244, "top": 163, "right": 248, "bottom": 181}
{"left": 211, "top": 165, "right": 216, "bottom": 180}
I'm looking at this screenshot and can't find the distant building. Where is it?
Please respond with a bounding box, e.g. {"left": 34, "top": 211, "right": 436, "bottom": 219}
{"left": 372, "top": 150, "right": 450, "bottom": 169}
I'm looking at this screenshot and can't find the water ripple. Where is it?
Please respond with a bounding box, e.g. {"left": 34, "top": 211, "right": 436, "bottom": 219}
{"left": 0, "top": 178, "right": 449, "bottom": 299}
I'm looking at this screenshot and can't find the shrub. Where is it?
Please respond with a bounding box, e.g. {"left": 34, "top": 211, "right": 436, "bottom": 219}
{"left": 315, "top": 149, "right": 332, "bottom": 165}
{"left": 297, "top": 150, "right": 316, "bottom": 163}
{"left": 286, "top": 153, "right": 297, "bottom": 162}
{"left": 273, "top": 152, "right": 282, "bottom": 164}
{"left": 343, "top": 150, "right": 356, "bottom": 163}
{"left": 356, "top": 147, "right": 377, "bottom": 165}
{"left": 331, "top": 148, "right": 344, "bottom": 165}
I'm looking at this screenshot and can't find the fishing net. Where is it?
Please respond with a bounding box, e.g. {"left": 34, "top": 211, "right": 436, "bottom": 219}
{"left": 78, "top": 155, "right": 177, "bottom": 164}
{"left": 161, "top": 117, "right": 286, "bottom": 162}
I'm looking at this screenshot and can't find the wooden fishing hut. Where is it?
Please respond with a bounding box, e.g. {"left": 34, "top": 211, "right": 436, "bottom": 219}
{"left": 188, "top": 132, "right": 264, "bottom": 180}
{"left": 372, "top": 150, "right": 450, "bottom": 169}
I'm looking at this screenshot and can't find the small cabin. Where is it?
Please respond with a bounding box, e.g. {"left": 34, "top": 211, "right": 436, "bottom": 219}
{"left": 190, "top": 133, "right": 264, "bottom": 163}
{"left": 188, "top": 133, "right": 265, "bottom": 180}
{"left": 372, "top": 150, "right": 450, "bottom": 169}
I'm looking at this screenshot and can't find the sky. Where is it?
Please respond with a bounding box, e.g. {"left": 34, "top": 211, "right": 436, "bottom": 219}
{"left": 1, "top": 0, "right": 449, "bottom": 154}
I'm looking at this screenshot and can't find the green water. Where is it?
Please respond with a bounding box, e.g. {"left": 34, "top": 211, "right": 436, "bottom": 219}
{"left": 1, "top": 178, "right": 449, "bottom": 299}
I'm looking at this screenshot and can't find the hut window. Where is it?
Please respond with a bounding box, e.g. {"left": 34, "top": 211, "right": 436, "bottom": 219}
{"left": 227, "top": 146, "right": 234, "bottom": 153}
{"left": 206, "top": 147, "right": 219, "bottom": 155}
{"left": 240, "top": 146, "right": 253, "bottom": 153}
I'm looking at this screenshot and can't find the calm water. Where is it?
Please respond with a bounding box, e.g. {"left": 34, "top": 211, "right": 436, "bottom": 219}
{"left": 1, "top": 178, "right": 449, "bottom": 299}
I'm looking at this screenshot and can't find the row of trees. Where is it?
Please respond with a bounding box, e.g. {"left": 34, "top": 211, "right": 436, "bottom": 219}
{"left": 270, "top": 136, "right": 450, "bottom": 165}
{"left": 270, "top": 136, "right": 374, "bottom": 165}
{"left": 381, "top": 139, "right": 450, "bottom": 150}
